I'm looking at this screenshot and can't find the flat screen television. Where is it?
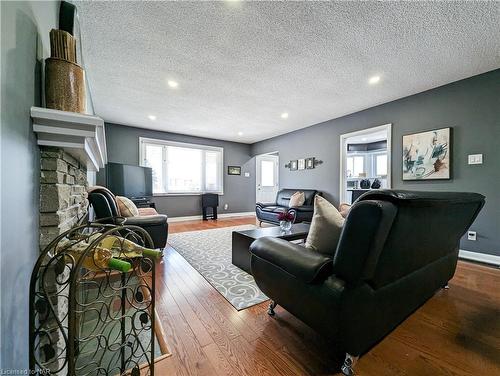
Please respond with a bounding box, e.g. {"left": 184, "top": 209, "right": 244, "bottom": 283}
{"left": 106, "top": 162, "right": 153, "bottom": 198}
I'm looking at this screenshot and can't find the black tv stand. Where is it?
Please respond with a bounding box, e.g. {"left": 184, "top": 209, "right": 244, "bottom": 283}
{"left": 131, "top": 197, "right": 156, "bottom": 209}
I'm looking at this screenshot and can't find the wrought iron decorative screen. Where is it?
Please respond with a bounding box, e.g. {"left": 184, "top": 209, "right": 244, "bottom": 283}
{"left": 29, "top": 223, "right": 157, "bottom": 376}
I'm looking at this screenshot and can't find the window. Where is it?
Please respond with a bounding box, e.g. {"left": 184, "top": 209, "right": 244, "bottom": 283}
{"left": 260, "top": 160, "right": 275, "bottom": 187}
{"left": 375, "top": 154, "right": 388, "bottom": 176}
{"left": 139, "top": 138, "right": 223, "bottom": 195}
{"left": 346, "top": 156, "right": 365, "bottom": 177}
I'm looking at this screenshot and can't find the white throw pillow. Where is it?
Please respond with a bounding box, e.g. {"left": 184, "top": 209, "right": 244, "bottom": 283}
{"left": 305, "top": 196, "right": 345, "bottom": 255}
{"left": 116, "top": 196, "right": 139, "bottom": 217}
{"left": 289, "top": 191, "right": 305, "bottom": 208}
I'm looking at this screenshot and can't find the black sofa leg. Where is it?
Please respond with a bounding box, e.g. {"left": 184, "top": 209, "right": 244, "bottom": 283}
{"left": 267, "top": 300, "right": 277, "bottom": 316}
{"left": 341, "top": 353, "right": 358, "bottom": 376}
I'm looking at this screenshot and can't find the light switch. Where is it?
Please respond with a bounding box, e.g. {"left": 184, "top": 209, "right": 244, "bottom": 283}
{"left": 467, "top": 231, "right": 477, "bottom": 241}
{"left": 244, "top": 172, "right": 250, "bottom": 177}
{"left": 468, "top": 154, "right": 483, "bottom": 165}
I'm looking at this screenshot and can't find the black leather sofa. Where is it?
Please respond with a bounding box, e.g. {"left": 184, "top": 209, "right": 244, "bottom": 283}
{"left": 250, "top": 190, "right": 484, "bottom": 375}
{"left": 256, "top": 188, "right": 320, "bottom": 225}
{"left": 88, "top": 188, "right": 168, "bottom": 249}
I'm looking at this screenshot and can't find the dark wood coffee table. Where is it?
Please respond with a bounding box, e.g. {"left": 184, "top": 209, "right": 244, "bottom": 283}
{"left": 232, "top": 223, "right": 310, "bottom": 274}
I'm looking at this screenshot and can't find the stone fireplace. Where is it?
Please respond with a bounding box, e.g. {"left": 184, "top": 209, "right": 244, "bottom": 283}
{"left": 39, "top": 146, "right": 89, "bottom": 250}
{"left": 37, "top": 146, "right": 90, "bottom": 372}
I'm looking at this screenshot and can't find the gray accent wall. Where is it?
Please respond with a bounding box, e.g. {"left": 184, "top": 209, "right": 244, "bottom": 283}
{"left": 101, "top": 123, "right": 256, "bottom": 217}
{"left": 1, "top": 1, "right": 58, "bottom": 369}
{"left": 252, "top": 70, "right": 500, "bottom": 257}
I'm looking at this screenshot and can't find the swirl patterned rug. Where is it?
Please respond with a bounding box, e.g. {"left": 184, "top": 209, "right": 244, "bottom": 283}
{"left": 167, "top": 225, "right": 268, "bottom": 310}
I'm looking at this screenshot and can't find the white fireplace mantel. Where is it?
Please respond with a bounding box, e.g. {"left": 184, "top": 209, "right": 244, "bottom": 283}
{"left": 31, "top": 107, "right": 107, "bottom": 171}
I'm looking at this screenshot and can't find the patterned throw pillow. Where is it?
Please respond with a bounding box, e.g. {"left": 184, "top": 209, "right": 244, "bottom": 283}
{"left": 115, "top": 196, "right": 139, "bottom": 217}
{"left": 288, "top": 191, "right": 305, "bottom": 208}
{"left": 305, "top": 196, "right": 345, "bottom": 255}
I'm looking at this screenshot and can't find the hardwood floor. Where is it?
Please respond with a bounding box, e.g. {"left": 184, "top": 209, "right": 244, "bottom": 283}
{"left": 155, "top": 217, "right": 500, "bottom": 375}
{"left": 167, "top": 216, "right": 260, "bottom": 233}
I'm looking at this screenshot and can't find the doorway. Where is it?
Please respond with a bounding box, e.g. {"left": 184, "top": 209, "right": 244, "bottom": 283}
{"left": 256, "top": 152, "right": 279, "bottom": 203}
{"left": 339, "top": 124, "right": 392, "bottom": 204}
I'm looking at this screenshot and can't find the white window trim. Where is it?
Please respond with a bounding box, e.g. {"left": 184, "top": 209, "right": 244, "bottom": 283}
{"left": 139, "top": 137, "right": 224, "bottom": 196}
{"left": 339, "top": 124, "right": 392, "bottom": 204}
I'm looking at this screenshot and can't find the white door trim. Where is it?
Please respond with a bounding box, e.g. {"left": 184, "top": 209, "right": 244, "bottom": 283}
{"left": 339, "top": 123, "right": 392, "bottom": 204}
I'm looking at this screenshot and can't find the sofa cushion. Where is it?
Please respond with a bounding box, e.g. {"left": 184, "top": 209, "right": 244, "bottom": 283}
{"left": 289, "top": 191, "right": 305, "bottom": 207}
{"left": 116, "top": 196, "right": 139, "bottom": 217}
{"left": 305, "top": 196, "right": 345, "bottom": 255}
{"left": 261, "top": 206, "right": 286, "bottom": 213}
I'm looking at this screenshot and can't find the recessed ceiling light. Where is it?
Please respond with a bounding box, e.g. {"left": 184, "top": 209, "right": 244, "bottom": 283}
{"left": 368, "top": 75, "right": 381, "bottom": 85}
{"left": 226, "top": 0, "right": 242, "bottom": 6}
{"left": 237, "top": 131, "right": 244, "bottom": 136}
{"left": 362, "top": 137, "right": 367, "bottom": 141}
{"left": 281, "top": 112, "right": 289, "bottom": 119}
{"left": 148, "top": 115, "right": 157, "bottom": 121}
{"left": 167, "top": 80, "right": 179, "bottom": 88}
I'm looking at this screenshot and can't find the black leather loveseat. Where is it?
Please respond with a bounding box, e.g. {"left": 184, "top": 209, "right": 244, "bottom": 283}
{"left": 88, "top": 187, "right": 168, "bottom": 249}
{"left": 256, "top": 188, "right": 320, "bottom": 225}
{"left": 250, "top": 190, "right": 484, "bottom": 375}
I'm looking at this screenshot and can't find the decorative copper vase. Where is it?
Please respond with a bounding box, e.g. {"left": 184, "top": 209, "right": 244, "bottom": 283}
{"left": 45, "top": 57, "right": 86, "bottom": 113}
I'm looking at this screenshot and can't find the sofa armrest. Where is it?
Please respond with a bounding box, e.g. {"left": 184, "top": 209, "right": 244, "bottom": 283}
{"left": 289, "top": 205, "right": 314, "bottom": 212}
{"left": 123, "top": 214, "right": 168, "bottom": 249}
{"left": 250, "top": 237, "right": 333, "bottom": 284}
{"left": 256, "top": 202, "right": 276, "bottom": 208}
{"left": 124, "top": 214, "right": 168, "bottom": 227}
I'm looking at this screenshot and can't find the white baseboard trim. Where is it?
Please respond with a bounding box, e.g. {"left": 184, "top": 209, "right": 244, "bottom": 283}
{"left": 459, "top": 249, "right": 500, "bottom": 267}
{"left": 168, "top": 211, "right": 255, "bottom": 223}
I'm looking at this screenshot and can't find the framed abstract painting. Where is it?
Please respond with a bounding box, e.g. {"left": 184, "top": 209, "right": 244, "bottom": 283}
{"left": 402, "top": 127, "right": 451, "bottom": 180}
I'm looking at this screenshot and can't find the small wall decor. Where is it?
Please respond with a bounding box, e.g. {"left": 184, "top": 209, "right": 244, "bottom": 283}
{"left": 403, "top": 127, "right": 451, "bottom": 180}
{"left": 314, "top": 159, "right": 324, "bottom": 167}
{"left": 287, "top": 158, "right": 323, "bottom": 171}
{"left": 305, "top": 157, "right": 315, "bottom": 169}
{"left": 228, "top": 166, "right": 241, "bottom": 175}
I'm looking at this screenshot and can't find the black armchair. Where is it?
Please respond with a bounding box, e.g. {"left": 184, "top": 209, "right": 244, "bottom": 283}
{"left": 256, "top": 188, "right": 319, "bottom": 225}
{"left": 250, "top": 190, "right": 485, "bottom": 375}
{"left": 88, "top": 188, "right": 168, "bottom": 249}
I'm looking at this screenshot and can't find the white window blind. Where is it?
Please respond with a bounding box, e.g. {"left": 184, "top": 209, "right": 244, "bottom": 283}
{"left": 139, "top": 138, "right": 223, "bottom": 195}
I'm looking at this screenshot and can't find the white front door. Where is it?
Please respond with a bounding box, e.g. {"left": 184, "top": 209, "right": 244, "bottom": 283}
{"left": 256, "top": 154, "right": 279, "bottom": 203}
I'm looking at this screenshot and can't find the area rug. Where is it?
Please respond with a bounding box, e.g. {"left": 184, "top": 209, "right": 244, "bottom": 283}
{"left": 167, "top": 225, "right": 268, "bottom": 310}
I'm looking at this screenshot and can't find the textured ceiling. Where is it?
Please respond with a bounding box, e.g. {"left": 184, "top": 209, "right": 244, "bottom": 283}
{"left": 73, "top": 1, "right": 500, "bottom": 144}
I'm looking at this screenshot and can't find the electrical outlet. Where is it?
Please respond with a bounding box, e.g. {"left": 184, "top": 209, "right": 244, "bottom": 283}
{"left": 467, "top": 231, "right": 477, "bottom": 241}
{"left": 224, "top": 203, "right": 229, "bottom": 210}
{"left": 468, "top": 154, "right": 483, "bottom": 165}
